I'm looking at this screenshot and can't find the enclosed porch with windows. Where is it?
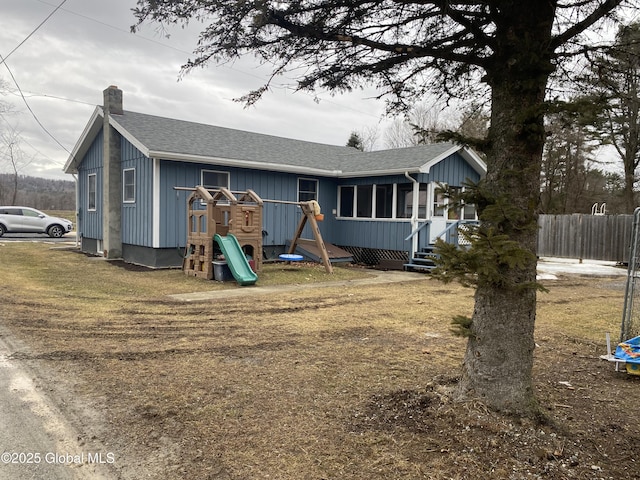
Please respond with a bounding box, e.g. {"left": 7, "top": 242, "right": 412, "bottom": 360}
{"left": 334, "top": 178, "right": 478, "bottom": 270}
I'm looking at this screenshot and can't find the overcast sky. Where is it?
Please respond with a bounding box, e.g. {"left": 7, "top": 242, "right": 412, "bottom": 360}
{"left": 0, "top": 0, "right": 393, "bottom": 180}
{"left": 2, "top": 0, "right": 634, "bottom": 183}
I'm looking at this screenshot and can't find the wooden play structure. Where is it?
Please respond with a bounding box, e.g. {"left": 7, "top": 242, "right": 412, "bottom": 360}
{"left": 176, "top": 186, "right": 333, "bottom": 281}
{"left": 182, "top": 186, "right": 263, "bottom": 280}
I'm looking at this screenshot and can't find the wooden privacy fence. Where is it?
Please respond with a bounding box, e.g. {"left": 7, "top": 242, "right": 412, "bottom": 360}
{"left": 537, "top": 214, "right": 634, "bottom": 263}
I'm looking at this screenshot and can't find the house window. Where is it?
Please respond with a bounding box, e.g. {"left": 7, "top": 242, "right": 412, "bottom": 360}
{"left": 339, "top": 186, "right": 355, "bottom": 217}
{"left": 356, "top": 185, "right": 373, "bottom": 217}
{"left": 375, "top": 184, "right": 394, "bottom": 218}
{"left": 433, "top": 190, "right": 447, "bottom": 217}
{"left": 463, "top": 203, "right": 477, "bottom": 220}
{"left": 201, "top": 170, "right": 230, "bottom": 190}
{"left": 88, "top": 173, "right": 97, "bottom": 211}
{"left": 434, "top": 184, "right": 477, "bottom": 220}
{"left": 396, "top": 183, "right": 413, "bottom": 218}
{"left": 123, "top": 168, "right": 135, "bottom": 203}
{"left": 298, "top": 178, "right": 318, "bottom": 202}
{"left": 338, "top": 182, "right": 432, "bottom": 220}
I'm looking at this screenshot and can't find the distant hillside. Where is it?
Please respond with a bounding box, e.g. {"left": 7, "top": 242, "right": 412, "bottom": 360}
{"left": 0, "top": 174, "right": 75, "bottom": 210}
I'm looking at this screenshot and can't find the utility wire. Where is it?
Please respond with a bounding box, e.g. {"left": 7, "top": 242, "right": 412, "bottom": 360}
{"left": 0, "top": 0, "right": 69, "bottom": 66}
{"left": 1, "top": 53, "right": 72, "bottom": 156}
{"left": 0, "top": 113, "right": 63, "bottom": 166}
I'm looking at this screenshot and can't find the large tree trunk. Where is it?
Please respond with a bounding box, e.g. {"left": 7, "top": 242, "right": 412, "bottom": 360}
{"left": 455, "top": 4, "right": 554, "bottom": 415}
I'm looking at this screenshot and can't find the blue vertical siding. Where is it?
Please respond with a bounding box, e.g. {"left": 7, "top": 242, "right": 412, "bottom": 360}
{"left": 160, "top": 161, "right": 199, "bottom": 249}
{"left": 427, "top": 153, "right": 481, "bottom": 185}
{"left": 158, "top": 162, "right": 338, "bottom": 248}
{"left": 121, "top": 139, "right": 154, "bottom": 247}
{"left": 153, "top": 152, "right": 481, "bottom": 252}
{"left": 330, "top": 220, "right": 412, "bottom": 250}
{"left": 77, "top": 132, "right": 103, "bottom": 239}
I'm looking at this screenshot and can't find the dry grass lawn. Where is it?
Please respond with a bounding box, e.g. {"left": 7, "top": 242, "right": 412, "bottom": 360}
{"left": 0, "top": 242, "right": 638, "bottom": 480}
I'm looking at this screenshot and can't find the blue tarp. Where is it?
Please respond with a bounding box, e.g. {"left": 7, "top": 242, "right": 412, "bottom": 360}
{"left": 615, "top": 336, "right": 640, "bottom": 364}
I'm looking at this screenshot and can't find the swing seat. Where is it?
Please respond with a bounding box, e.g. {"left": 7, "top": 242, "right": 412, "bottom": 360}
{"left": 279, "top": 253, "right": 304, "bottom": 261}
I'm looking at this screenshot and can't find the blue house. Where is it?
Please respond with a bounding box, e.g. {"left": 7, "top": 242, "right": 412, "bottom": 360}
{"left": 64, "top": 86, "right": 486, "bottom": 269}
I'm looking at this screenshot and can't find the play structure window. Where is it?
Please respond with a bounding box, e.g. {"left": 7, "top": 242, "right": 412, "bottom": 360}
{"left": 123, "top": 168, "right": 135, "bottom": 203}
{"left": 298, "top": 178, "right": 318, "bottom": 202}
{"left": 88, "top": 173, "right": 97, "bottom": 211}
{"left": 201, "top": 170, "right": 229, "bottom": 190}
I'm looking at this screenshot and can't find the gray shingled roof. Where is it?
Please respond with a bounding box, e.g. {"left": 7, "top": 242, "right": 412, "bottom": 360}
{"left": 66, "top": 107, "right": 484, "bottom": 177}
{"left": 113, "top": 110, "right": 356, "bottom": 172}
{"left": 337, "top": 143, "right": 457, "bottom": 173}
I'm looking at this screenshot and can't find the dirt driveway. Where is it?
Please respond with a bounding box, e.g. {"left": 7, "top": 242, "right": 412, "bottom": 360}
{"left": 1, "top": 243, "right": 638, "bottom": 479}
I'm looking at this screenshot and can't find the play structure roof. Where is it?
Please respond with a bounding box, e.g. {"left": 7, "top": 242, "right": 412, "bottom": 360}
{"left": 65, "top": 107, "right": 486, "bottom": 178}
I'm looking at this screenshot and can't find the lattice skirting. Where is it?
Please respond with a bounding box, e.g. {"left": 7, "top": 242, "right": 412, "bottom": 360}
{"left": 337, "top": 245, "right": 409, "bottom": 266}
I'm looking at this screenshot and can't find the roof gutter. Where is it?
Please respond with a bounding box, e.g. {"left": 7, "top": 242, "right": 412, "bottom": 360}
{"left": 150, "top": 150, "right": 343, "bottom": 177}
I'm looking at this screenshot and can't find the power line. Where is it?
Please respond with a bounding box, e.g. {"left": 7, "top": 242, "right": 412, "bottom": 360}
{"left": 31, "top": 0, "right": 382, "bottom": 120}
{"left": 0, "top": 0, "right": 69, "bottom": 66}
{"left": 5, "top": 90, "right": 96, "bottom": 108}
{"left": 0, "top": 113, "right": 63, "bottom": 167}
{"left": 0, "top": 0, "right": 382, "bottom": 170}
{"left": 1, "top": 53, "right": 71, "bottom": 157}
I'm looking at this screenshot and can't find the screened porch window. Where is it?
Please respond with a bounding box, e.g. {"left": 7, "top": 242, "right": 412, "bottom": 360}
{"left": 375, "top": 184, "right": 393, "bottom": 218}
{"left": 339, "top": 186, "right": 355, "bottom": 217}
{"left": 356, "top": 185, "right": 373, "bottom": 217}
{"left": 396, "top": 183, "right": 413, "bottom": 218}
{"left": 338, "top": 182, "right": 428, "bottom": 219}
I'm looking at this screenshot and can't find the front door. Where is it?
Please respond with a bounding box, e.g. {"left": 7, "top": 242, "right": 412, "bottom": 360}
{"left": 428, "top": 184, "right": 447, "bottom": 243}
{"left": 429, "top": 217, "right": 448, "bottom": 243}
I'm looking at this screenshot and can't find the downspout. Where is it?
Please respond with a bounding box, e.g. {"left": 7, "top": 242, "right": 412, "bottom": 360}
{"left": 72, "top": 173, "right": 79, "bottom": 248}
{"left": 404, "top": 171, "right": 419, "bottom": 260}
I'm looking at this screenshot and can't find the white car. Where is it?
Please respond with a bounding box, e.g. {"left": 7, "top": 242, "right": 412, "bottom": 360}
{"left": 0, "top": 207, "right": 73, "bottom": 238}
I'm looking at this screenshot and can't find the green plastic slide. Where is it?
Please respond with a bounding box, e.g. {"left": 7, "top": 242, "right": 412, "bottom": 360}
{"left": 213, "top": 233, "right": 258, "bottom": 286}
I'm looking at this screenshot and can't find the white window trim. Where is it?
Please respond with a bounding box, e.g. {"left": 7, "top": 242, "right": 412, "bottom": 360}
{"left": 88, "top": 173, "right": 97, "bottom": 212}
{"left": 371, "top": 184, "right": 378, "bottom": 219}
{"left": 123, "top": 168, "right": 135, "bottom": 204}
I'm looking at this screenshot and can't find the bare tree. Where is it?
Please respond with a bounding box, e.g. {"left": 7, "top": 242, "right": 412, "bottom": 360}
{"left": 355, "top": 125, "right": 379, "bottom": 152}
{"left": 1, "top": 130, "right": 33, "bottom": 205}
{"left": 133, "top": 0, "right": 634, "bottom": 416}
{"left": 383, "top": 99, "right": 457, "bottom": 148}
{"left": 0, "top": 78, "right": 12, "bottom": 202}
{"left": 383, "top": 117, "right": 415, "bottom": 148}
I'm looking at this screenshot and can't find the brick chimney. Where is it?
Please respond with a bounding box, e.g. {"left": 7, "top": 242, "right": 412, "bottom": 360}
{"left": 102, "top": 85, "right": 123, "bottom": 259}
